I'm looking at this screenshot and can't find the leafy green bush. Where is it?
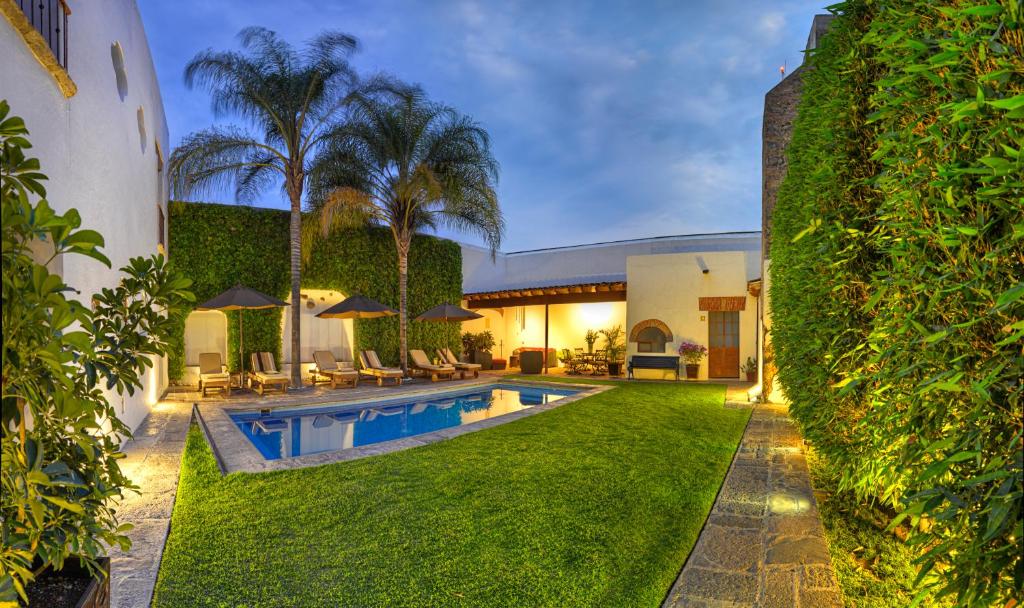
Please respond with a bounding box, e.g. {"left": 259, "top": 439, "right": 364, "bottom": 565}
{"left": 771, "top": 2, "right": 1022, "bottom": 605}
{"left": 167, "top": 201, "right": 462, "bottom": 377}
{"left": 0, "top": 101, "right": 193, "bottom": 602}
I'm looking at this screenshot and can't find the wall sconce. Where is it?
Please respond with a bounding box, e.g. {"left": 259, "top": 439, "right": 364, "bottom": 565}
{"left": 696, "top": 256, "right": 710, "bottom": 274}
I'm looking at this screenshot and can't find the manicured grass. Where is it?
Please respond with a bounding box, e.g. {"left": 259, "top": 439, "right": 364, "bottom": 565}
{"left": 153, "top": 381, "right": 749, "bottom": 607}
{"left": 808, "top": 451, "right": 951, "bottom": 608}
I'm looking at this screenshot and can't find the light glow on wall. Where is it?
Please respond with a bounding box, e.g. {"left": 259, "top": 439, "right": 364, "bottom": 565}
{"left": 145, "top": 358, "right": 159, "bottom": 406}
{"left": 578, "top": 302, "right": 614, "bottom": 328}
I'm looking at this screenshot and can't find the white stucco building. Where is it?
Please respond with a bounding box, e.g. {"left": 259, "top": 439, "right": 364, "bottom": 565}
{"left": 460, "top": 232, "right": 763, "bottom": 381}
{"left": 2, "top": 0, "right": 170, "bottom": 431}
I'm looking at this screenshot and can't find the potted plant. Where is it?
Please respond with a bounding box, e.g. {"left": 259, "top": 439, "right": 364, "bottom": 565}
{"left": 677, "top": 341, "right": 708, "bottom": 379}
{"left": 584, "top": 329, "right": 600, "bottom": 353}
{"left": 460, "top": 331, "right": 476, "bottom": 361}
{"left": 600, "top": 325, "right": 626, "bottom": 376}
{"left": 470, "top": 330, "right": 495, "bottom": 370}
{"left": 1, "top": 104, "right": 193, "bottom": 607}
{"left": 741, "top": 356, "right": 758, "bottom": 382}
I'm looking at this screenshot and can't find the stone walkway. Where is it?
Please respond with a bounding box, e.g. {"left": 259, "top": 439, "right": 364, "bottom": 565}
{"left": 109, "top": 402, "right": 193, "bottom": 608}
{"left": 663, "top": 402, "right": 842, "bottom": 608}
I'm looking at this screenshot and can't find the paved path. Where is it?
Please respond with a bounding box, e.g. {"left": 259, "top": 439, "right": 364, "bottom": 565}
{"left": 664, "top": 402, "right": 842, "bottom": 608}
{"left": 109, "top": 402, "right": 192, "bottom": 608}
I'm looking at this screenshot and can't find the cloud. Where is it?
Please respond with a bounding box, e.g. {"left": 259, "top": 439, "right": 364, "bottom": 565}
{"left": 757, "top": 13, "right": 787, "bottom": 41}
{"left": 141, "top": 0, "right": 828, "bottom": 250}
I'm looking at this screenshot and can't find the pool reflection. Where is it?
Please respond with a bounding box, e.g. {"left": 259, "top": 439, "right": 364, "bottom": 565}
{"left": 232, "top": 385, "right": 573, "bottom": 460}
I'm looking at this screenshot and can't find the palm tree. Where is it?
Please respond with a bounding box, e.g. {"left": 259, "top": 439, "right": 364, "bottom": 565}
{"left": 169, "top": 27, "right": 360, "bottom": 387}
{"left": 307, "top": 87, "right": 504, "bottom": 373}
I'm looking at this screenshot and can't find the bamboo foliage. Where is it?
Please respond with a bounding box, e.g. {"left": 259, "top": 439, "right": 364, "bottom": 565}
{"left": 771, "top": 1, "right": 1022, "bottom": 605}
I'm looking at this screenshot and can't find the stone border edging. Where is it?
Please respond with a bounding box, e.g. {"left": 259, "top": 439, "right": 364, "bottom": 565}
{"left": 662, "top": 402, "right": 843, "bottom": 607}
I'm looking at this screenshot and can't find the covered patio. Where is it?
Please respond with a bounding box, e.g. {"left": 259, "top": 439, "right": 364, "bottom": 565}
{"left": 462, "top": 279, "right": 628, "bottom": 374}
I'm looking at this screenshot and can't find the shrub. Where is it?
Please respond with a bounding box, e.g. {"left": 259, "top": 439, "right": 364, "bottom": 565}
{"left": 167, "top": 201, "right": 463, "bottom": 376}
{"left": 0, "top": 101, "right": 193, "bottom": 602}
{"left": 770, "top": 2, "right": 1023, "bottom": 604}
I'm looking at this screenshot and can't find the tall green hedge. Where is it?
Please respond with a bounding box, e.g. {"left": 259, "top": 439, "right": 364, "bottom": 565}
{"left": 771, "top": 1, "right": 1022, "bottom": 605}
{"left": 168, "top": 201, "right": 462, "bottom": 378}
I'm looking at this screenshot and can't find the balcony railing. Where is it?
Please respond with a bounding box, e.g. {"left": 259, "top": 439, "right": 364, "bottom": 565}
{"left": 16, "top": 0, "right": 69, "bottom": 70}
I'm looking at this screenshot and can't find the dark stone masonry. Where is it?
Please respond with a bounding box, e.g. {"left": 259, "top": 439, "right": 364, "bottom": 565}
{"left": 761, "top": 14, "right": 834, "bottom": 261}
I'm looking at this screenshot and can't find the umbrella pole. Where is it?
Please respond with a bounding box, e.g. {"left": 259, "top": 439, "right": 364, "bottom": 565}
{"left": 239, "top": 310, "right": 244, "bottom": 389}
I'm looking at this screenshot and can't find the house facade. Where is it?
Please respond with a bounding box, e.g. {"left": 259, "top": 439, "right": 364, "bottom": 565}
{"left": 460, "top": 232, "right": 762, "bottom": 380}
{"left": 1, "top": 0, "right": 170, "bottom": 431}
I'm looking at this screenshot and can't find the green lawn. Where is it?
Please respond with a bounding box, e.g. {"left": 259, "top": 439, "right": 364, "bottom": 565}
{"left": 153, "top": 380, "right": 750, "bottom": 607}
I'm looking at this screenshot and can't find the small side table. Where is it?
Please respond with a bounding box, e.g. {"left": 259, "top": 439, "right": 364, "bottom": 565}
{"left": 231, "top": 372, "right": 248, "bottom": 391}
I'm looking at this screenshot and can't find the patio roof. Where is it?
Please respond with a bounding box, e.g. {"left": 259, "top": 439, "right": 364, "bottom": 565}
{"left": 465, "top": 279, "right": 627, "bottom": 308}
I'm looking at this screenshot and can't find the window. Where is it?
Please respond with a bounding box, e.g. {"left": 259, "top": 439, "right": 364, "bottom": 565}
{"left": 111, "top": 41, "right": 128, "bottom": 99}
{"left": 157, "top": 205, "right": 165, "bottom": 252}
{"left": 155, "top": 141, "right": 164, "bottom": 172}
{"left": 636, "top": 326, "right": 669, "bottom": 353}
{"left": 17, "top": 0, "right": 69, "bottom": 69}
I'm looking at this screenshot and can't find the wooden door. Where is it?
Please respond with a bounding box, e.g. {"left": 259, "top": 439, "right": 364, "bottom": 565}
{"left": 708, "top": 311, "right": 739, "bottom": 378}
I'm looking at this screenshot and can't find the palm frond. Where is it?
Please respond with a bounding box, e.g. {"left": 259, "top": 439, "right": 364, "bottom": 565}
{"left": 168, "top": 127, "right": 284, "bottom": 200}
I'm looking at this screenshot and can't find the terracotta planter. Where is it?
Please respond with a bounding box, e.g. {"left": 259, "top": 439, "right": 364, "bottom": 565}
{"left": 607, "top": 361, "right": 623, "bottom": 377}
{"left": 745, "top": 370, "right": 757, "bottom": 382}
{"left": 685, "top": 364, "right": 700, "bottom": 379}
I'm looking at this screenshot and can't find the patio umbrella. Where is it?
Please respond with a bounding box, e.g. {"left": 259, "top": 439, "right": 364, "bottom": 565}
{"left": 414, "top": 302, "right": 482, "bottom": 322}
{"left": 316, "top": 294, "right": 398, "bottom": 319}
{"left": 197, "top": 284, "right": 289, "bottom": 377}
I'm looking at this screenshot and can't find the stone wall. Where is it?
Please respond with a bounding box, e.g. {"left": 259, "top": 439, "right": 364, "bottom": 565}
{"left": 761, "top": 67, "right": 805, "bottom": 261}
{"left": 761, "top": 14, "right": 835, "bottom": 261}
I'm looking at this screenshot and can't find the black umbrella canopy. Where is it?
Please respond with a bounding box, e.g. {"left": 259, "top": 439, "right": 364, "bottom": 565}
{"left": 317, "top": 295, "right": 398, "bottom": 320}
{"left": 197, "top": 284, "right": 288, "bottom": 311}
{"left": 195, "top": 285, "right": 289, "bottom": 379}
{"left": 415, "top": 302, "right": 483, "bottom": 322}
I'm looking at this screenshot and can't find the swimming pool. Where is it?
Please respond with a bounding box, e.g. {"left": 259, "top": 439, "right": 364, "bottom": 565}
{"left": 229, "top": 383, "right": 582, "bottom": 460}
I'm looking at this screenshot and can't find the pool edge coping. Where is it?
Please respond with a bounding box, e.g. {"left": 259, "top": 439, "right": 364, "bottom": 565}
{"left": 198, "top": 378, "right": 613, "bottom": 474}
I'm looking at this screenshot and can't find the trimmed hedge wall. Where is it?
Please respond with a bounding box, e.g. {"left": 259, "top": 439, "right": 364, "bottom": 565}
{"left": 168, "top": 201, "right": 462, "bottom": 378}
{"left": 771, "top": 2, "right": 1022, "bottom": 605}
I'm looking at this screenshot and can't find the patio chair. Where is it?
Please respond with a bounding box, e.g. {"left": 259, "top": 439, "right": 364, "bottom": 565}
{"left": 409, "top": 349, "right": 456, "bottom": 382}
{"left": 198, "top": 352, "right": 231, "bottom": 397}
{"left": 312, "top": 350, "right": 359, "bottom": 389}
{"left": 249, "top": 352, "right": 290, "bottom": 395}
{"left": 592, "top": 349, "right": 609, "bottom": 375}
{"left": 358, "top": 351, "right": 404, "bottom": 386}
{"left": 560, "top": 348, "right": 582, "bottom": 375}
{"left": 438, "top": 347, "right": 481, "bottom": 379}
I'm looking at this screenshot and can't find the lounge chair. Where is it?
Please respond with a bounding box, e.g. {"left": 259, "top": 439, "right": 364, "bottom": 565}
{"left": 358, "top": 351, "right": 404, "bottom": 386}
{"left": 312, "top": 350, "right": 359, "bottom": 389}
{"left": 409, "top": 349, "right": 456, "bottom": 382}
{"left": 438, "top": 347, "right": 481, "bottom": 379}
{"left": 198, "top": 352, "right": 231, "bottom": 397}
{"left": 249, "top": 352, "right": 290, "bottom": 395}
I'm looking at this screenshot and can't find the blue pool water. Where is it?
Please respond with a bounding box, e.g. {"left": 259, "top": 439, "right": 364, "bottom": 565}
{"left": 229, "top": 383, "right": 581, "bottom": 460}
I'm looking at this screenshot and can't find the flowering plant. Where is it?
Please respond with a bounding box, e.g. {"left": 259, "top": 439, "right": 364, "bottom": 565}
{"left": 677, "top": 341, "right": 708, "bottom": 364}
